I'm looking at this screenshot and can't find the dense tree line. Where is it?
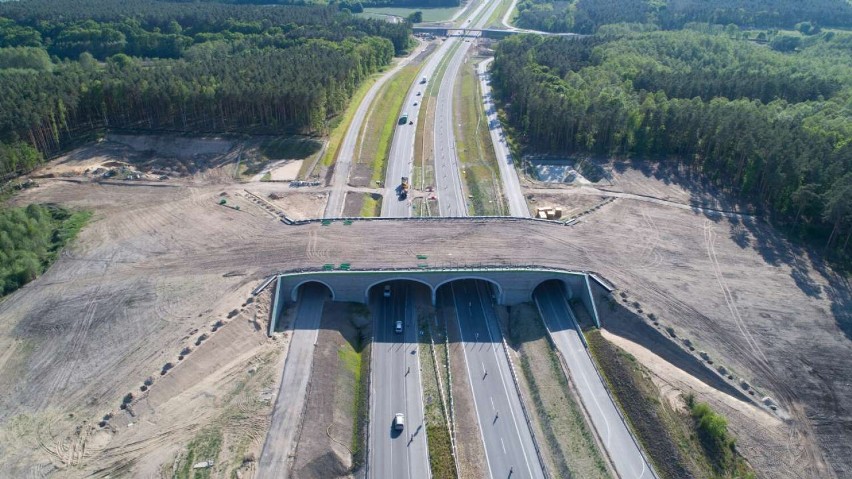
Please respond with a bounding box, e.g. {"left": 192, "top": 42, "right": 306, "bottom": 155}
{"left": 513, "top": 0, "right": 852, "bottom": 34}
{"left": 0, "top": 0, "right": 410, "bottom": 176}
{"left": 0, "top": 204, "right": 90, "bottom": 297}
{"left": 492, "top": 31, "right": 852, "bottom": 260}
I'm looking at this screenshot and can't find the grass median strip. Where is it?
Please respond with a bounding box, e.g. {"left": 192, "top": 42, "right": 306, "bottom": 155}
{"left": 418, "top": 312, "right": 457, "bottom": 479}
{"left": 360, "top": 193, "right": 383, "bottom": 217}
{"left": 507, "top": 304, "right": 612, "bottom": 479}
{"left": 319, "top": 72, "right": 381, "bottom": 170}
{"left": 454, "top": 56, "right": 505, "bottom": 215}
{"left": 339, "top": 307, "right": 372, "bottom": 469}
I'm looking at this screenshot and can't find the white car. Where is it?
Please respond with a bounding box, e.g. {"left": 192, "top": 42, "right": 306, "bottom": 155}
{"left": 383, "top": 285, "right": 391, "bottom": 298}
{"left": 394, "top": 413, "right": 405, "bottom": 431}
{"left": 395, "top": 320, "right": 403, "bottom": 333}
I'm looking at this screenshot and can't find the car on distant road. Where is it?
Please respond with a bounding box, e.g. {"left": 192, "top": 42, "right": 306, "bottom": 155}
{"left": 384, "top": 285, "right": 391, "bottom": 298}
{"left": 394, "top": 413, "right": 405, "bottom": 430}
{"left": 395, "top": 320, "right": 403, "bottom": 333}
{"left": 413, "top": 102, "right": 418, "bottom": 106}
{"left": 416, "top": 91, "right": 421, "bottom": 96}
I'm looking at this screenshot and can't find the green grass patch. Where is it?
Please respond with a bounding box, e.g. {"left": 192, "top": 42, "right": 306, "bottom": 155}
{"left": 360, "top": 193, "right": 383, "bottom": 217}
{"left": 338, "top": 316, "right": 371, "bottom": 469}
{"left": 321, "top": 73, "right": 382, "bottom": 169}
{"left": 0, "top": 204, "right": 91, "bottom": 297}
{"left": 361, "top": 6, "right": 461, "bottom": 22}
{"left": 486, "top": 0, "right": 514, "bottom": 28}
{"left": 586, "top": 330, "right": 755, "bottom": 479}
{"left": 174, "top": 426, "right": 223, "bottom": 479}
{"left": 454, "top": 58, "right": 504, "bottom": 215}
{"left": 359, "top": 64, "right": 421, "bottom": 185}
{"left": 418, "top": 313, "right": 458, "bottom": 479}
{"left": 508, "top": 304, "right": 611, "bottom": 478}
{"left": 260, "top": 137, "right": 322, "bottom": 160}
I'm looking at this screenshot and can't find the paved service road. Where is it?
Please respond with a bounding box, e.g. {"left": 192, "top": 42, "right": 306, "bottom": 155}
{"left": 257, "top": 284, "right": 328, "bottom": 479}
{"left": 477, "top": 58, "right": 527, "bottom": 217}
{"left": 535, "top": 282, "right": 658, "bottom": 479}
{"left": 368, "top": 283, "right": 430, "bottom": 479}
{"left": 444, "top": 280, "right": 545, "bottom": 479}
{"left": 325, "top": 41, "right": 428, "bottom": 218}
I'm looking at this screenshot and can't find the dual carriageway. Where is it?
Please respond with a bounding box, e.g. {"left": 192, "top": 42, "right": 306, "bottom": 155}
{"left": 261, "top": 0, "right": 656, "bottom": 475}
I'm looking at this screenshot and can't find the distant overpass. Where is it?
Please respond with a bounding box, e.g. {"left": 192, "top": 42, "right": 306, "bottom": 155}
{"left": 413, "top": 26, "right": 580, "bottom": 39}
{"left": 268, "top": 265, "right": 604, "bottom": 334}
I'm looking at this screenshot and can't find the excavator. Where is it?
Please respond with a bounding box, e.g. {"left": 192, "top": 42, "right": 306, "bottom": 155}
{"left": 396, "top": 176, "right": 409, "bottom": 200}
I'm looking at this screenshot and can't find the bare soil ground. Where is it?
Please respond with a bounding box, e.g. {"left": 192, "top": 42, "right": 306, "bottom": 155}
{"left": 291, "top": 302, "right": 362, "bottom": 479}
{"left": 342, "top": 192, "right": 364, "bottom": 217}
{"left": 0, "top": 138, "right": 849, "bottom": 478}
{"left": 524, "top": 191, "right": 607, "bottom": 220}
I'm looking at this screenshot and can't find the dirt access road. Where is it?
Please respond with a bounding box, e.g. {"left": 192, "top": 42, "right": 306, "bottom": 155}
{"left": 0, "top": 139, "right": 849, "bottom": 478}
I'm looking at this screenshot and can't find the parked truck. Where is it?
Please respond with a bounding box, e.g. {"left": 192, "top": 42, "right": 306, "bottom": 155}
{"left": 397, "top": 176, "right": 410, "bottom": 200}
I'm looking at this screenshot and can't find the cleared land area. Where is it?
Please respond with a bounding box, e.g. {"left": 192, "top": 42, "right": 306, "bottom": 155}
{"left": 291, "top": 302, "right": 370, "bottom": 478}
{"left": 0, "top": 137, "right": 849, "bottom": 478}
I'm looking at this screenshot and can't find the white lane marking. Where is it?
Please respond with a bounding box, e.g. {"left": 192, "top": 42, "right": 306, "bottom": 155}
{"left": 501, "top": 438, "right": 507, "bottom": 454}
{"left": 476, "top": 281, "right": 537, "bottom": 478}
{"left": 448, "top": 282, "right": 496, "bottom": 479}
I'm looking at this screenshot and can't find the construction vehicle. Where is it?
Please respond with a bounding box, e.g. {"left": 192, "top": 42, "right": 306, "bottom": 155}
{"left": 397, "top": 176, "right": 410, "bottom": 200}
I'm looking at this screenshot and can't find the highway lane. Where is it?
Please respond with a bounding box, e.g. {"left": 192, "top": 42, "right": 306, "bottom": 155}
{"left": 433, "top": 0, "right": 505, "bottom": 217}
{"left": 445, "top": 280, "right": 545, "bottom": 479}
{"left": 535, "top": 282, "right": 658, "bottom": 479}
{"left": 325, "top": 41, "right": 428, "bottom": 218}
{"left": 257, "top": 284, "right": 328, "bottom": 479}
{"left": 381, "top": 38, "right": 455, "bottom": 218}
{"left": 382, "top": 0, "right": 499, "bottom": 217}
{"left": 368, "top": 283, "right": 430, "bottom": 479}
{"left": 477, "top": 58, "right": 527, "bottom": 217}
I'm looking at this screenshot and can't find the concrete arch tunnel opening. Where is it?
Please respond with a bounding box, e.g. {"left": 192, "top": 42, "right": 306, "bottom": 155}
{"left": 291, "top": 280, "right": 335, "bottom": 302}
{"left": 433, "top": 276, "right": 504, "bottom": 306}
{"left": 532, "top": 279, "right": 574, "bottom": 301}
{"left": 364, "top": 277, "right": 434, "bottom": 305}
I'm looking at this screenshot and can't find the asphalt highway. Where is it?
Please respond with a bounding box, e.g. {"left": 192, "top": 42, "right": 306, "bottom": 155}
{"left": 257, "top": 284, "right": 327, "bottom": 479}
{"left": 477, "top": 58, "right": 527, "bottom": 217}
{"left": 444, "top": 280, "right": 545, "bottom": 479}
{"left": 535, "top": 282, "right": 658, "bottom": 479}
{"left": 368, "top": 282, "right": 430, "bottom": 479}
{"left": 382, "top": 0, "right": 500, "bottom": 217}
{"left": 325, "top": 41, "right": 428, "bottom": 218}
{"left": 432, "top": 0, "right": 505, "bottom": 217}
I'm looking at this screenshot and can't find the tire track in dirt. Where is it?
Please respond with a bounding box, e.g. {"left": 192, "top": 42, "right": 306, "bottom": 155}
{"left": 702, "top": 219, "right": 830, "bottom": 478}
{"left": 45, "top": 250, "right": 118, "bottom": 406}
{"left": 703, "top": 220, "right": 769, "bottom": 365}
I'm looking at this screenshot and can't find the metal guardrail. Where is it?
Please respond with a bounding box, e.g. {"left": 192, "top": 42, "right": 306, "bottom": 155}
{"left": 498, "top": 329, "right": 551, "bottom": 478}
{"left": 563, "top": 306, "right": 660, "bottom": 479}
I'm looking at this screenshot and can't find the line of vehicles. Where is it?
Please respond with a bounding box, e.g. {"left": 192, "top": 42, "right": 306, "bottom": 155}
{"left": 384, "top": 284, "right": 406, "bottom": 431}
